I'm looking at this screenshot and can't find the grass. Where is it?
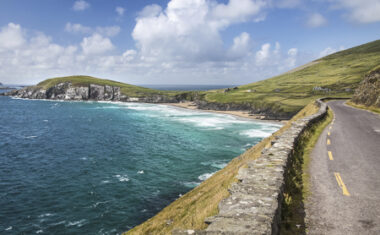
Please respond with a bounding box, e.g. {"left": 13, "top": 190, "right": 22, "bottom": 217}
{"left": 346, "top": 101, "right": 380, "bottom": 114}
{"left": 203, "top": 39, "right": 380, "bottom": 115}
{"left": 280, "top": 107, "right": 333, "bottom": 234}
{"left": 36, "top": 75, "right": 179, "bottom": 98}
{"left": 125, "top": 101, "right": 320, "bottom": 235}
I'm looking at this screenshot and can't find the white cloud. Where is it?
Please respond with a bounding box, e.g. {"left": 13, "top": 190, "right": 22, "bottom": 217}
{"left": 0, "top": 23, "right": 25, "bottom": 51}
{"left": 256, "top": 43, "right": 271, "bottom": 63}
{"left": 122, "top": 49, "right": 137, "bottom": 62}
{"left": 73, "top": 0, "right": 90, "bottom": 11}
{"left": 81, "top": 34, "right": 114, "bottom": 55}
{"left": 286, "top": 48, "right": 298, "bottom": 67}
{"left": 254, "top": 42, "right": 299, "bottom": 71}
{"left": 0, "top": 0, "right": 310, "bottom": 85}
{"left": 330, "top": 0, "right": 380, "bottom": 23}
{"left": 65, "top": 23, "right": 91, "bottom": 34}
{"left": 319, "top": 46, "right": 345, "bottom": 58}
{"left": 212, "top": 0, "right": 267, "bottom": 25}
{"left": 133, "top": 0, "right": 266, "bottom": 63}
{"left": 274, "top": 0, "right": 302, "bottom": 8}
{"left": 307, "top": 13, "right": 327, "bottom": 28}
{"left": 96, "top": 26, "right": 121, "bottom": 37}
{"left": 65, "top": 23, "right": 120, "bottom": 37}
{"left": 116, "top": 7, "right": 125, "bottom": 16}
{"left": 138, "top": 4, "right": 162, "bottom": 18}
{"left": 229, "top": 32, "right": 251, "bottom": 59}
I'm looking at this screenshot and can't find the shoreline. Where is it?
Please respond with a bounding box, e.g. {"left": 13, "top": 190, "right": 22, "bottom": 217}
{"left": 6, "top": 96, "right": 287, "bottom": 124}
{"left": 162, "top": 101, "right": 288, "bottom": 124}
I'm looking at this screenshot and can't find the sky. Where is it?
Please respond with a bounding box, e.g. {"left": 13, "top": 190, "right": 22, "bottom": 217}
{"left": 0, "top": 0, "right": 379, "bottom": 85}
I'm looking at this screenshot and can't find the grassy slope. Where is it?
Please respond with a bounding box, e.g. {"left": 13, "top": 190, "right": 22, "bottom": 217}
{"left": 204, "top": 39, "right": 380, "bottom": 115}
{"left": 346, "top": 101, "right": 380, "bottom": 114}
{"left": 125, "top": 102, "right": 319, "bottom": 235}
{"left": 36, "top": 75, "right": 179, "bottom": 98}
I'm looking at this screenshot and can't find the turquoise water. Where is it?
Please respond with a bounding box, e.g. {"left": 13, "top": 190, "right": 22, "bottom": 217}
{"left": 0, "top": 96, "right": 281, "bottom": 234}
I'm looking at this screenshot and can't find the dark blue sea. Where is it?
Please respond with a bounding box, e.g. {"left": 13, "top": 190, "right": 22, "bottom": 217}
{"left": 0, "top": 96, "right": 281, "bottom": 234}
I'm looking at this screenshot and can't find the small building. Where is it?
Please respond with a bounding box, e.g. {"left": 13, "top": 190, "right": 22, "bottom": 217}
{"left": 313, "top": 86, "right": 331, "bottom": 92}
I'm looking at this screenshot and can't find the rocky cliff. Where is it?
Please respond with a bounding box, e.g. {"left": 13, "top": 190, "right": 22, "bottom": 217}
{"left": 351, "top": 67, "right": 380, "bottom": 107}
{"left": 195, "top": 100, "right": 295, "bottom": 120}
{"left": 4, "top": 82, "right": 179, "bottom": 103}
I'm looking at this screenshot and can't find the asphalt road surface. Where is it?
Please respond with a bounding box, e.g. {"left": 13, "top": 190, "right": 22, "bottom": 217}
{"left": 305, "top": 100, "right": 380, "bottom": 235}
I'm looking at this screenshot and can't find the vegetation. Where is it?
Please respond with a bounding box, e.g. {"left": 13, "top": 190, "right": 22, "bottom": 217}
{"left": 280, "top": 108, "right": 333, "bottom": 234}
{"left": 346, "top": 101, "right": 380, "bottom": 114}
{"left": 125, "top": 101, "right": 320, "bottom": 235}
{"left": 36, "top": 75, "right": 179, "bottom": 98}
{"left": 203, "top": 39, "right": 380, "bottom": 115}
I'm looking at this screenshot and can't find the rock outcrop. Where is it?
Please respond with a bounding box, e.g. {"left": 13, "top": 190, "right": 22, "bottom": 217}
{"left": 195, "top": 100, "right": 295, "bottom": 120}
{"left": 6, "top": 82, "right": 121, "bottom": 101}
{"left": 5, "top": 82, "right": 181, "bottom": 103}
{"left": 351, "top": 67, "right": 380, "bottom": 107}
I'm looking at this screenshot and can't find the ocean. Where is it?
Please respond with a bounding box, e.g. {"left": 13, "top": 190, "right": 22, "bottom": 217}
{"left": 0, "top": 96, "right": 281, "bottom": 234}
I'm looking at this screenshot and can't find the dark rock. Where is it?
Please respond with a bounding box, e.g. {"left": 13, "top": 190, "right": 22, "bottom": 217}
{"left": 195, "top": 100, "right": 294, "bottom": 120}
{"left": 352, "top": 68, "right": 380, "bottom": 107}
{"left": 104, "top": 85, "right": 113, "bottom": 100}
{"left": 113, "top": 87, "right": 121, "bottom": 101}
{"left": 5, "top": 82, "right": 124, "bottom": 102}
{"left": 46, "top": 82, "right": 71, "bottom": 99}
{"left": 89, "top": 84, "right": 105, "bottom": 100}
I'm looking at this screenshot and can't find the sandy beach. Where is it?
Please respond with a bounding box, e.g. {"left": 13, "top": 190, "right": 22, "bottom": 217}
{"left": 162, "top": 102, "right": 287, "bottom": 124}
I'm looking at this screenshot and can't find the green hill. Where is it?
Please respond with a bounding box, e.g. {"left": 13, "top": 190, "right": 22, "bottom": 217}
{"left": 202, "top": 39, "right": 380, "bottom": 115}
{"left": 36, "top": 75, "right": 178, "bottom": 98}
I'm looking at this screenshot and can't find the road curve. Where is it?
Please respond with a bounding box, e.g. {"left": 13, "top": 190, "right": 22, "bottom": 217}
{"left": 305, "top": 100, "right": 380, "bottom": 234}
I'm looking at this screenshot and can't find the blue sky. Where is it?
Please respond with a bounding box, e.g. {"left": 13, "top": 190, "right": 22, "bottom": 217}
{"left": 0, "top": 0, "right": 379, "bottom": 85}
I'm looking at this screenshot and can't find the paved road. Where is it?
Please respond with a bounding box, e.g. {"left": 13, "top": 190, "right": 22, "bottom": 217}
{"left": 305, "top": 100, "right": 380, "bottom": 235}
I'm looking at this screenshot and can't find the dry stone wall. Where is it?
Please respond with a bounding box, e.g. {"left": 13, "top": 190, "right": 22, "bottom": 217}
{"left": 174, "top": 99, "right": 327, "bottom": 235}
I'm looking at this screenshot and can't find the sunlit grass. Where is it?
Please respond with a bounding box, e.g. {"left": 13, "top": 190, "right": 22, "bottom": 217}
{"left": 204, "top": 39, "right": 380, "bottom": 115}
{"left": 346, "top": 101, "right": 380, "bottom": 114}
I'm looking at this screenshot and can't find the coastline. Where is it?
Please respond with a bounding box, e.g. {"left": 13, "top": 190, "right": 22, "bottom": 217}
{"left": 162, "top": 101, "right": 287, "bottom": 124}
{"left": 6, "top": 95, "right": 287, "bottom": 124}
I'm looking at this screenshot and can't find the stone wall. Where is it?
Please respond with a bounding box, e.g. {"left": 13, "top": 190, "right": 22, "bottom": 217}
{"left": 174, "top": 99, "right": 327, "bottom": 235}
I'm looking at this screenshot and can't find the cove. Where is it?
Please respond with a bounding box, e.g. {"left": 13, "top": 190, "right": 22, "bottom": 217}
{"left": 0, "top": 96, "right": 281, "bottom": 234}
